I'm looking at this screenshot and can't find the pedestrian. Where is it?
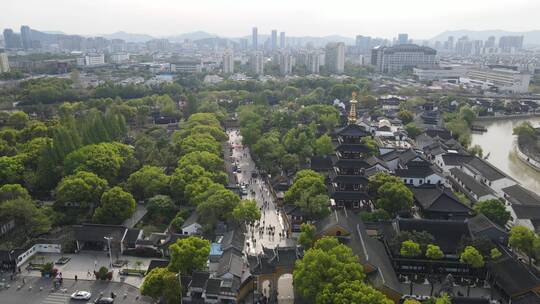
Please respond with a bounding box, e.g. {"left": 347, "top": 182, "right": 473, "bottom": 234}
{"left": 74, "top": 275, "right": 78, "bottom": 282}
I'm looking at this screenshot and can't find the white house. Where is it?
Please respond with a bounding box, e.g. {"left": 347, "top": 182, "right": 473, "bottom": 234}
{"left": 181, "top": 213, "right": 202, "bottom": 235}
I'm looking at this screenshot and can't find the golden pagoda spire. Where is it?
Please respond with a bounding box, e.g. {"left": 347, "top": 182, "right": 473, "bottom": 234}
{"left": 348, "top": 91, "right": 358, "bottom": 124}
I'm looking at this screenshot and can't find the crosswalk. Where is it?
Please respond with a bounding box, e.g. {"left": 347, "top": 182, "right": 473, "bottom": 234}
{"left": 41, "top": 291, "right": 69, "bottom": 304}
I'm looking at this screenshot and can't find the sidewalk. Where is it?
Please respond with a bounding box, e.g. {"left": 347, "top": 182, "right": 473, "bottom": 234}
{"left": 21, "top": 252, "right": 155, "bottom": 288}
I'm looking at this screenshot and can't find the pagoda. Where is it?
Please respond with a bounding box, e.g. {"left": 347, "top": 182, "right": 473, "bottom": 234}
{"left": 330, "top": 93, "right": 373, "bottom": 210}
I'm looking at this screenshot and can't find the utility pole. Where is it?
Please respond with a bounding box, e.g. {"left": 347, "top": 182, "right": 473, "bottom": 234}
{"left": 104, "top": 236, "right": 113, "bottom": 268}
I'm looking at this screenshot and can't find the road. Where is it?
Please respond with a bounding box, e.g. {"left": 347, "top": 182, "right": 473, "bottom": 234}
{"left": 227, "top": 129, "right": 295, "bottom": 303}
{"left": 0, "top": 276, "right": 151, "bottom": 304}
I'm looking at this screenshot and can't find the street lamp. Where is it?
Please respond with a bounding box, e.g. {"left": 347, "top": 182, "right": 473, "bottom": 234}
{"left": 103, "top": 236, "right": 113, "bottom": 268}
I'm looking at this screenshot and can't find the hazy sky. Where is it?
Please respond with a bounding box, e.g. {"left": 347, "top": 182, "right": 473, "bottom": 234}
{"left": 3, "top": 0, "right": 540, "bottom": 39}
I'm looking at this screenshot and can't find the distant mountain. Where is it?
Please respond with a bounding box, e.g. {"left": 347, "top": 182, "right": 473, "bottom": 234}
{"left": 166, "top": 31, "right": 218, "bottom": 42}
{"left": 430, "top": 29, "right": 540, "bottom": 46}
{"left": 101, "top": 31, "right": 155, "bottom": 42}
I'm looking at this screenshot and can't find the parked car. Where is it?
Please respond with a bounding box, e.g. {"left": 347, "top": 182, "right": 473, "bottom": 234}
{"left": 71, "top": 291, "right": 92, "bottom": 300}
{"left": 94, "top": 297, "right": 114, "bottom": 304}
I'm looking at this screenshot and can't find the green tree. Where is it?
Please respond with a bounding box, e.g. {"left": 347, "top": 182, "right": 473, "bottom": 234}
{"left": 177, "top": 151, "right": 225, "bottom": 174}
{"left": 8, "top": 111, "right": 29, "bottom": 130}
{"left": 361, "top": 137, "right": 379, "bottom": 156}
{"left": 435, "top": 293, "right": 452, "bottom": 304}
{"left": 403, "top": 300, "right": 422, "bottom": 304}
{"left": 93, "top": 187, "right": 136, "bottom": 224}
{"left": 360, "top": 209, "right": 391, "bottom": 222}
{"left": 320, "top": 280, "right": 393, "bottom": 304}
{"left": 376, "top": 182, "right": 413, "bottom": 216}
{"left": 284, "top": 170, "right": 326, "bottom": 205}
{"left": 251, "top": 132, "right": 285, "bottom": 173}
{"left": 0, "top": 184, "right": 31, "bottom": 201}
{"left": 147, "top": 195, "right": 176, "bottom": 220}
{"left": 460, "top": 246, "right": 485, "bottom": 268}
{"left": 55, "top": 171, "right": 108, "bottom": 208}
{"left": 64, "top": 142, "right": 134, "bottom": 182}
{"left": 0, "top": 156, "right": 24, "bottom": 185}
{"left": 140, "top": 267, "right": 181, "bottom": 304}
{"left": 405, "top": 123, "right": 422, "bottom": 139}
{"left": 426, "top": 244, "right": 444, "bottom": 260}
{"left": 400, "top": 240, "right": 421, "bottom": 257}
{"left": 169, "top": 165, "right": 223, "bottom": 200}
{"left": 178, "top": 133, "right": 221, "bottom": 156}
{"left": 168, "top": 236, "right": 210, "bottom": 275}
{"left": 127, "top": 166, "right": 170, "bottom": 201}
{"left": 0, "top": 198, "right": 51, "bottom": 237}
{"left": 298, "top": 223, "right": 316, "bottom": 249}
{"left": 509, "top": 225, "right": 539, "bottom": 266}
{"left": 196, "top": 188, "right": 240, "bottom": 225}
{"left": 297, "top": 193, "right": 330, "bottom": 220}
{"left": 232, "top": 199, "right": 261, "bottom": 224}
{"left": 468, "top": 144, "right": 483, "bottom": 158}
{"left": 490, "top": 248, "right": 502, "bottom": 260}
{"left": 281, "top": 153, "right": 299, "bottom": 174}
{"left": 293, "top": 237, "right": 365, "bottom": 303}
{"left": 313, "top": 134, "right": 334, "bottom": 156}
{"left": 397, "top": 110, "right": 414, "bottom": 124}
{"left": 473, "top": 199, "right": 510, "bottom": 227}
{"left": 367, "top": 172, "right": 402, "bottom": 198}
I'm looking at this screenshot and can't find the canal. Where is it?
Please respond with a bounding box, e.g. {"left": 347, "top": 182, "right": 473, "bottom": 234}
{"left": 471, "top": 117, "right": 540, "bottom": 194}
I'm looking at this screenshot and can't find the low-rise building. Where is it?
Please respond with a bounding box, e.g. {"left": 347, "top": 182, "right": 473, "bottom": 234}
{"left": 465, "top": 67, "right": 531, "bottom": 93}
{"left": 413, "top": 64, "right": 468, "bottom": 82}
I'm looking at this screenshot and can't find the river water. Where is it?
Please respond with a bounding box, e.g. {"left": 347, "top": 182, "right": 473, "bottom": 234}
{"left": 471, "top": 117, "right": 540, "bottom": 194}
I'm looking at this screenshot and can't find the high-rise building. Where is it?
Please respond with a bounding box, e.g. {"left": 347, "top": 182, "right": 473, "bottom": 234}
{"left": 485, "top": 36, "right": 496, "bottom": 48}
{"left": 371, "top": 44, "right": 437, "bottom": 73}
{"left": 270, "top": 30, "right": 278, "bottom": 51}
{"left": 307, "top": 51, "right": 320, "bottom": 74}
{"left": 279, "top": 32, "right": 286, "bottom": 49}
{"left": 444, "top": 36, "right": 454, "bottom": 51}
{"left": 20, "top": 25, "right": 32, "bottom": 50}
{"left": 397, "top": 33, "right": 409, "bottom": 45}
{"left": 250, "top": 51, "right": 264, "bottom": 75}
{"left": 499, "top": 36, "right": 524, "bottom": 52}
{"left": 145, "top": 39, "right": 170, "bottom": 52}
{"left": 239, "top": 38, "right": 248, "bottom": 51}
{"left": 355, "top": 35, "right": 372, "bottom": 53}
{"left": 223, "top": 50, "right": 234, "bottom": 74}
{"left": 3, "top": 29, "right": 21, "bottom": 49}
{"left": 252, "top": 27, "right": 258, "bottom": 50}
{"left": 278, "top": 51, "right": 292, "bottom": 75}
{"left": 0, "top": 51, "right": 9, "bottom": 73}
{"left": 325, "top": 42, "right": 345, "bottom": 74}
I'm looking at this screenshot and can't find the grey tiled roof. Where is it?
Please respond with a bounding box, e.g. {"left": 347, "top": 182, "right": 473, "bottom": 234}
{"left": 503, "top": 184, "right": 540, "bottom": 206}
{"left": 449, "top": 167, "right": 494, "bottom": 197}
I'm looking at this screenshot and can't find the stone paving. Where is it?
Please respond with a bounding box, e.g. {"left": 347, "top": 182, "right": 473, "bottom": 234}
{"left": 227, "top": 128, "right": 295, "bottom": 303}
{"left": 20, "top": 251, "right": 157, "bottom": 288}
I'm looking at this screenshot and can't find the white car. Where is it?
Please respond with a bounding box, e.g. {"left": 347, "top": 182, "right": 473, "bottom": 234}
{"left": 71, "top": 290, "right": 92, "bottom": 300}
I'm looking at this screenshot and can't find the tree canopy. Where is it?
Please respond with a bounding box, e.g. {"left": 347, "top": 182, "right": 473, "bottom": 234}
{"left": 168, "top": 236, "right": 210, "bottom": 275}
{"left": 473, "top": 199, "right": 510, "bottom": 227}
{"left": 140, "top": 267, "right": 181, "bottom": 304}
{"left": 293, "top": 237, "right": 365, "bottom": 303}
{"left": 92, "top": 186, "right": 136, "bottom": 224}
{"left": 127, "top": 165, "right": 170, "bottom": 201}
{"left": 460, "top": 246, "right": 485, "bottom": 268}
{"left": 232, "top": 199, "right": 261, "bottom": 224}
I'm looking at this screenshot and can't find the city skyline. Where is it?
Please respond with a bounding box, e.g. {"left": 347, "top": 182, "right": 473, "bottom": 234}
{"left": 2, "top": 0, "right": 540, "bottom": 40}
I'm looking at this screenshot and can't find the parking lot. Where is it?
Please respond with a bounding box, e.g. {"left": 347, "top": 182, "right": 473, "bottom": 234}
{"left": 0, "top": 277, "right": 151, "bottom": 304}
